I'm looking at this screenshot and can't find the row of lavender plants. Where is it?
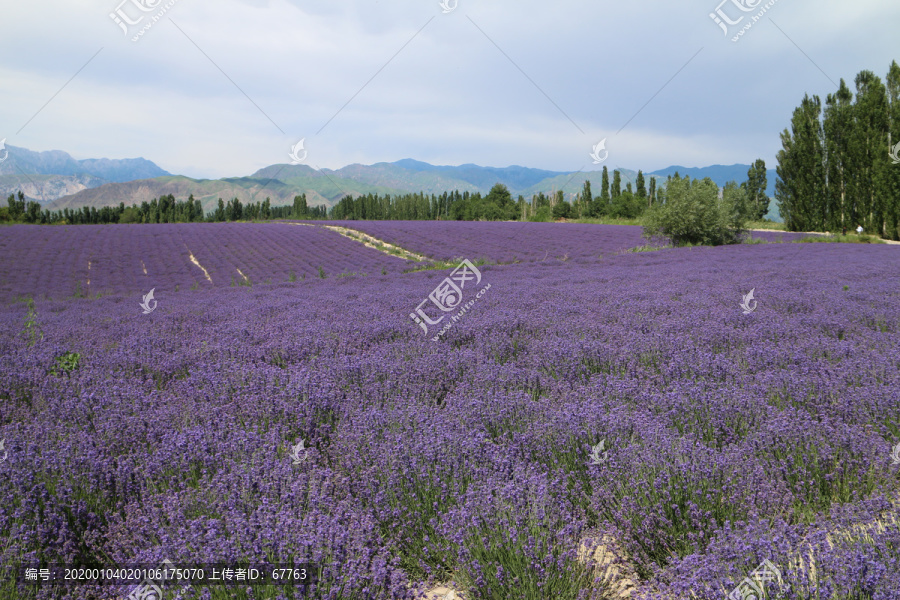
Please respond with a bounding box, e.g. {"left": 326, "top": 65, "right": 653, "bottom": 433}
{"left": 0, "top": 223, "right": 422, "bottom": 303}
{"left": 312, "top": 220, "right": 821, "bottom": 263}
{"left": 0, "top": 233, "right": 897, "bottom": 599}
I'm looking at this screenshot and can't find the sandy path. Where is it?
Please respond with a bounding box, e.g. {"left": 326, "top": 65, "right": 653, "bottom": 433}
{"left": 748, "top": 229, "right": 900, "bottom": 245}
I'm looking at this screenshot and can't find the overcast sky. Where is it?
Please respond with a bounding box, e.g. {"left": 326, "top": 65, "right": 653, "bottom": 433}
{"left": 1, "top": 0, "right": 896, "bottom": 179}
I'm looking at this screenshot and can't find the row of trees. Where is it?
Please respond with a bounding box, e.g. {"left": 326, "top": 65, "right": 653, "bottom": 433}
{"left": 1, "top": 192, "right": 315, "bottom": 225}
{"left": 776, "top": 62, "right": 900, "bottom": 238}
{"left": 3, "top": 162, "right": 769, "bottom": 227}
{"left": 327, "top": 168, "right": 668, "bottom": 222}
{"left": 327, "top": 163, "right": 769, "bottom": 224}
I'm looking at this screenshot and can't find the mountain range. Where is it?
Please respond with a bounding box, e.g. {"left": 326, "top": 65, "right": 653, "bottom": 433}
{"left": 0, "top": 144, "right": 781, "bottom": 220}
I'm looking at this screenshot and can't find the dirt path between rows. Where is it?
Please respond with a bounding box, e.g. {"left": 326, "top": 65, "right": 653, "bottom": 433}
{"left": 748, "top": 229, "right": 900, "bottom": 245}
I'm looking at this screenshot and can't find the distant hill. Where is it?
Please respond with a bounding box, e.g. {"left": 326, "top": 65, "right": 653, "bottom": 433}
{"left": 0, "top": 144, "right": 170, "bottom": 204}
{"left": 44, "top": 174, "right": 384, "bottom": 215}
{"left": 0, "top": 173, "right": 108, "bottom": 205}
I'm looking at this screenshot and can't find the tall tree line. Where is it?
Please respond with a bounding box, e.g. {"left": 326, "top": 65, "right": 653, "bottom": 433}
{"left": 777, "top": 61, "right": 900, "bottom": 238}
{"left": 1, "top": 193, "right": 309, "bottom": 225}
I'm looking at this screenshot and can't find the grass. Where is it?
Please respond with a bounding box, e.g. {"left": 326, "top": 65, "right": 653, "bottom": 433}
{"left": 570, "top": 217, "right": 643, "bottom": 226}
{"left": 621, "top": 244, "right": 671, "bottom": 254}
{"left": 745, "top": 220, "right": 787, "bottom": 231}
{"left": 21, "top": 296, "right": 43, "bottom": 346}
{"left": 403, "top": 257, "right": 491, "bottom": 274}
{"left": 795, "top": 234, "right": 885, "bottom": 244}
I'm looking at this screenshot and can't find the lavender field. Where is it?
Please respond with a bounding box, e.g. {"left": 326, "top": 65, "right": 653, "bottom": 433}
{"left": 0, "top": 223, "right": 424, "bottom": 303}
{"left": 313, "top": 221, "right": 819, "bottom": 264}
{"left": 1, "top": 223, "right": 899, "bottom": 600}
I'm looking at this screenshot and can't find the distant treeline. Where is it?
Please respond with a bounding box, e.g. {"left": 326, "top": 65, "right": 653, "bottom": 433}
{"left": 3, "top": 164, "right": 770, "bottom": 225}
{"left": 776, "top": 61, "right": 900, "bottom": 239}
{"left": 326, "top": 167, "right": 664, "bottom": 221}
{"left": 327, "top": 164, "right": 769, "bottom": 223}
{"left": 0, "top": 192, "right": 324, "bottom": 225}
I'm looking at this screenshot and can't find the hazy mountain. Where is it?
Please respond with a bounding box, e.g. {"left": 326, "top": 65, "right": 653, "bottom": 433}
{"left": 0, "top": 144, "right": 171, "bottom": 203}
{"left": 0, "top": 144, "right": 169, "bottom": 182}
{"left": 0, "top": 173, "right": 109, "bottom": 204}
{"left": 45, "top": 175, "right": 364, "bottom": 214}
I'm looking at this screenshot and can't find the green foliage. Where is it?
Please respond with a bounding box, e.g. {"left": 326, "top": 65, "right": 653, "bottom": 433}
{"left": 641, "top": 175, "right": 749, "bottom": 247}
{"left": 552, "top": 198, "right": 571, "bottom": 219}
{"left": 741, "top": 159, "right": 769, "bottom": 220}
{"left": 723, "top": 180, "right": 755, "bottom": 226}
{"left": 458, "top": 501, "right": 604, "bottom": 600}
{"left": 777, "top": 94, "right": 827, "bottom": 232}
{"left": 21, "top": 297, "right": 44, "bottom": 347}
{"left": 51, "top": 351, "right": 81, "bottom": 377}
{"left": 529, "top": 205, "right": 553, "bottom": 222}
{"left": 288, "top": 270, "right": 297, "bottom": 282}
{"left": 796, "top": 233, "right": 885, "bottom": 244}
{"left": 317, "top": 266, "right": 326, "bottom": 279}
{"left": 777, "top": 61, "right": 900, "bottom": 239}
{"left": 611, "top": 170, "right": 621, "bottom": 198}
{"left": 608, "top": 190, "right": 644, "bottom": 219}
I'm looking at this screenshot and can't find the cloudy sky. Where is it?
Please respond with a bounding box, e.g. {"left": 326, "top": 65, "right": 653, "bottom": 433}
{"left": 1, "top": 0, "right": 896, "bottom": 179}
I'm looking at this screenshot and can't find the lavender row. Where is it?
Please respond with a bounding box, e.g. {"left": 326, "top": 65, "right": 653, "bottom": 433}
{"left": 0, "top": 223, "right": 420, "bottom": 303}
{"left": 312, "top": 220, "right": 821, "bottom": 263}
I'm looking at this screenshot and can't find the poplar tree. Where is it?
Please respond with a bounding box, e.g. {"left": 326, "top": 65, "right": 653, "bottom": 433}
{"left": 636, "top": 170, "right": 647, "bottom": 200}
{"left": 823, "top": 79, "right": 854, "bottom": 232}
{"left": 741, "top": 159, "right": 769, "bottom": 220}
{"left": 581, "top": 180, "right": 593, "bottom": 217}
{"left": 600, "top": 166, "right": 610, "bottom": 205}
{"left": 850, "top": 70, "right": 890, "bottom": 235}
{"left": 776, "top": 94, "right": 825, "bottom": 231}
{"left": 884, "top": 60, "right": 900, "bottom": 240}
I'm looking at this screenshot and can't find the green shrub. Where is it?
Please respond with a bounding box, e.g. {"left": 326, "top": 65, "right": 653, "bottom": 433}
{"left": 641, "top": 175, "right": 750, "bottom": 247}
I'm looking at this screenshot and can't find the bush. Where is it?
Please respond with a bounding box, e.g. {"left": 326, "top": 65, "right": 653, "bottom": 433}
{"left": 641, "top": 175, "right": 749, "bottom": 247}
{"left": 552, "top": 201, "right": 571, "bottom": 220}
